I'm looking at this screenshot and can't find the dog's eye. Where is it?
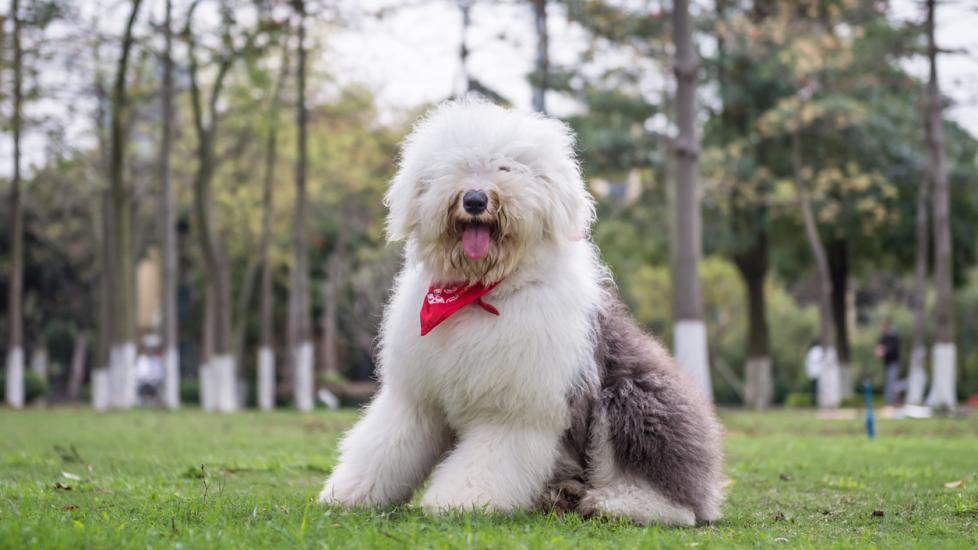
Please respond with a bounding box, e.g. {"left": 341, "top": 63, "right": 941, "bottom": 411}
{"left": 498, "top": 166, "right": 511, "bottom": 173}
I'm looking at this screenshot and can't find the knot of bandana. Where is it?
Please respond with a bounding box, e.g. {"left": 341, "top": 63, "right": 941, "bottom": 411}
{"left": 420, "top": 281, "right": 501, "bottom": 336}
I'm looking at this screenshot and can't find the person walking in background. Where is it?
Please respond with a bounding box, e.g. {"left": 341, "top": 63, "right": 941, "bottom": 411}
{"left": 876, "top": 319, "right": 902, "bottom": 405}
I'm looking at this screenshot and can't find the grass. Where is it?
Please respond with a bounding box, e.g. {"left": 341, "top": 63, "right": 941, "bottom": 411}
{"left": 1, "top": 408, "right": 976, "bottom": 549}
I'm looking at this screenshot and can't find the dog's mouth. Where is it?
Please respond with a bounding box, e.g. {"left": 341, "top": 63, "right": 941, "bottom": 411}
{"left": 457, "top": 221, "right": 497, "bottom": 260}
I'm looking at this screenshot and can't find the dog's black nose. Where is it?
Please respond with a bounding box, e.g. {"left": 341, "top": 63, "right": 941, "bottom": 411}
{"left": 462, "top": 190, "right": 488, "bottom": 215}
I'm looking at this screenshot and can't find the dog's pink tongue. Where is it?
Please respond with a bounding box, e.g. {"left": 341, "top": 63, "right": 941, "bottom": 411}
{"left": 462, "top": 225, "right": 491, "bottom": 259}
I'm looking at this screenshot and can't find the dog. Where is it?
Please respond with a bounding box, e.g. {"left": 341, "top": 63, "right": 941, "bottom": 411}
{"left": 318, "top": 99, "right": 723, "bottom": 525}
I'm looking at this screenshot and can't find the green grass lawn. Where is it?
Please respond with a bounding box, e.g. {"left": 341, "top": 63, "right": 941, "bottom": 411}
{"left": 1, "top": 408, "right": 976, "bottom": 549}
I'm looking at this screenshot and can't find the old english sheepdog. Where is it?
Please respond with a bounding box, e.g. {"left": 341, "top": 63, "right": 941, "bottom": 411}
{"left": 318, "top": 99, "right": 724, "bottom": 525}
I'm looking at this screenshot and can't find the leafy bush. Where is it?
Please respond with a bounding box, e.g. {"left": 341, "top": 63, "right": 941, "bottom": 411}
{"left": 0, "top": 370, "right": 49, "bottom": 404}
{"left": 784, "top": 392, "right": 814, "bottom": 408}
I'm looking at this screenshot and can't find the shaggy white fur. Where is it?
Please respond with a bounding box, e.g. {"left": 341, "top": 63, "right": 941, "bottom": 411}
{"left": 320, "top": 99, "right": 709, "bottom": 524}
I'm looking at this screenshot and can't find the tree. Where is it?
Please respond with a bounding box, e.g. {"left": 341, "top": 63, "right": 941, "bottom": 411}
{"left": 530, "top": 0, "right": 548, "bottom": 113}
{"left": 159, "top": 0, "right": 179, "bottom": 409}
{"left": 924, "top": 0, "right": 955, "bottom": 408}
{"left": 906, "top": 165, "right": 929, "bottom": 404}
{"left": 793, "top": 127, "right": 840, "bottom": 408}
{"left": 107, "top": 0, "right": 143, "bottom": 409}
{"left": 671, "top": 0, "right": 711, "bottom": 399}
{"left": 289, "top": 0, "right": 314, "bottom": 411}
{"left": 5, "top": 0, "right": 25, "bottom": 408}
{"left": 257, "top": 46, "right": 290, "bottom": 412}
{"left": 184, "top": 0, "right": 246, "bottom": 412}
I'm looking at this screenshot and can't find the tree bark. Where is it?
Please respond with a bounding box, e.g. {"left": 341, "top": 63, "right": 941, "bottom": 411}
{"left": 455, "top": 0, "right": 473, "bottom": 95}
{"left": 925, "top": 0, "right": 956, "bottom": 408}
{"left": 734, "top": 233, "right": 771, "bottom": 409}
{"left": 792, "top": 129, "right": 839, "bottom": 408}
{"left": 670, "top": 0, "right": 711, "bottom": 399}
{"left": 257, "top": 48, "right": 290, "bottom": 412}
{"left": 290, "top": 0, "right": 314, "bottom": 411}
{"left": 531, "top": 0, "right": 548, "bottom": 113}
{"left": 828, "top": 239, "right": 852, "bottom": 397}
{"left": 906, "top": 160, "right": 930, "bottom": 405}
{"left": 67, "top": 332, "right": 88, "bottom": 401}
{"left": 160, "top": 0, "right": 179, "bottom": 409}
{"left": 108, "top": 0, "right": 143, "bottom": 409}
{"left": 5, "top": 0, "right": 25, "bottom": 408}
{"left": 185, "top": 3, "right": 237, "bottom": 411}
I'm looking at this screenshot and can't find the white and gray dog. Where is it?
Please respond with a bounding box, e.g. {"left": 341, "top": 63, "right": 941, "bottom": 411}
{"left": 319, "top": 99, "right": 723, "bottom": 525}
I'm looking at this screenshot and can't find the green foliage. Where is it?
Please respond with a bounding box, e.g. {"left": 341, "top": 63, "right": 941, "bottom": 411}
{"left": 0, "top": 370, "right": 49, "bottom": 403}
{"left": 1, "top": 410, "right": 976, "bottom": 548}
{"left": 784, "top": 392, "right": 814, "bottom": 408}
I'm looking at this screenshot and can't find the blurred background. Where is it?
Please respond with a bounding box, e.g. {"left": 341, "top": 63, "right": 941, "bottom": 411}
{"left": 2, "top": 0, "right": 978, "bottom": 412}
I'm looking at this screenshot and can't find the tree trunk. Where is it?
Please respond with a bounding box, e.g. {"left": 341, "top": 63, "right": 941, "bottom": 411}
{"left": 734, "top": 232, "right": 771, "bottom": 409}
{"left": 257, "top": 46, "right": 290, "bottom": 411}
{"left": 67, "top": 332, "right": 88, "bottom": 401}
{"left": 321, "top": 251, "right": 342, "bottom": 379}
{"left": 290, "top": 1, "right": 314, "bottom": 411}
{"left": 670, "top": 0, "right": 711, "bottom": 400}
{"left": 93, "top": 192, "right": 114, "bottom": 411}
{"left": 108, "top": 0, "right": 143, "bottom": 409}
{"left": 160, "top": 0, "right": 179, "bottom": 409}
{"left": 200, "top": 284, "right": 215, "bottom": 411}
{"left": 828, "top": 239, "right": 852, "bottom": 398}
{"left": 185, "top": 4, "right": 237, "bottom": 412}
{"left": 924, "top": 0, "right": 956, "bottom": 409}
{"left": 906, "top": 162, "right": 930, "bottom": 405}
{"left": 5, "top": 0, "right": 25, "bottom": 409}
{"left": 455, "top": 0, "right": 473, "bottom": 95}
{"left": 531, "top": 0, "right": 548, "bottom": 113}
{"left": 792, "top": 129, "right": 839, "bottom": 408}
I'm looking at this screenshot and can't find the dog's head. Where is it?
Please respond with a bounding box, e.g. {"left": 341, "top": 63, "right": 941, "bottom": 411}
{"left": 385, "top": 98, "right": 595, "bottom": 284}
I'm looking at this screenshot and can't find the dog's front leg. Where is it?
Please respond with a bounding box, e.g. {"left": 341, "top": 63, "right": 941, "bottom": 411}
{"left": 421, "top": 422, "right": 560, "bottom": 513}
{"left": 319, "top": 388, "right": 450, "bottom": 507}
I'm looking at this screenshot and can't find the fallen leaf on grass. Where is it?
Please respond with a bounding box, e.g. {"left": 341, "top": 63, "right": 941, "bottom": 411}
{"left": 773, "top": 511, "right": 786, "bottom": 522}
{"left": 61, "top": 504, "right": 78, "bottom": 512}
{"left": 872, "top": 509, "right": 885, "bottom": 518}
{"left": 774, "top": 538, "right": 789, "bottom": 543}
{"left": 944, "top": 480, "right": 965, "bottom": 489}
{"left": 53, "top": 482, "right": 73, "bottom": 491}
{"left": 62, "top": 471, "right": 81, "bottom": 481}
{"left": 779, "top": 473, "right": 792, "bottom": 482}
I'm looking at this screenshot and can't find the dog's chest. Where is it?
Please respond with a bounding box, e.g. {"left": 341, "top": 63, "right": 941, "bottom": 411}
{"left": 381, "top": 268, "right": 599, "bottom": 423}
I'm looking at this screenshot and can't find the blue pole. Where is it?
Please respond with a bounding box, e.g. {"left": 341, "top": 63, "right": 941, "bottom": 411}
{"left": 864, "top": 378, "right": 875, "bottom": 440}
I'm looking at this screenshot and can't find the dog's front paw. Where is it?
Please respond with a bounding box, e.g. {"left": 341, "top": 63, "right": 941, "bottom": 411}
{"left": 318, "top": 473, "right": 371, "bottom": 507}
{"left": 421, "top": 485, "right": 516, "bottom": 514}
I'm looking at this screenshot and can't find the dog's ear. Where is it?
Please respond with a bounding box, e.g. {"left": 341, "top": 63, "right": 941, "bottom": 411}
{"left": 538, "top": 122, "right": 596, "bottom": 242}
{"left": 384, "top": 166, "right": 418, "bottom": 242}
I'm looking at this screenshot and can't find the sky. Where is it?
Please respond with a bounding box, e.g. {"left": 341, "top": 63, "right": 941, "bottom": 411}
{"left": 2, "top": 0, "right": 978, "bottom": 177}
{"left": 328, "top": 0, "right": 978, "bottom": 134}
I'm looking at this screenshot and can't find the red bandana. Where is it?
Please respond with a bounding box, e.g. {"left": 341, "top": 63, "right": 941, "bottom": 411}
{"left": 420, "top": 281, "right": 501, "bottom": 336}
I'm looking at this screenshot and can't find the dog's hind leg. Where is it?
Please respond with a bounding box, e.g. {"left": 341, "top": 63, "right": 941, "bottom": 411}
{"left": 319, "top": 388, "right": 450, "bottom": 507}
{"left": 578, "top": 409, "right": 696, "bottom": 526}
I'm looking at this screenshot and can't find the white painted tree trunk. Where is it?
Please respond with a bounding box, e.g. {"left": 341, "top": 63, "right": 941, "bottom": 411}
{"left": 109, "top": 342, "right": 137, "bottom": 408}
{"left": 905, "top": 345, "right": 928, "bottom": 406}
{"left": 257, "top": 346, "right": 275, "bottom": 411}
{"left": 30, "top": 348, "right": 48, "bottom": 380}
{"left": 818, "top": 347, "right": 841, "bottom": 409}
{"left": 293, "top": 341, "right": 314, "bottom": 412}
{"left": 926, "top": 343, "right": 956, "bottom": 409}
{"left": 5, "top": 347, "right": 25, "bottom": 408}
{"left": 673, "top": 320, "right": 712, "bottom": 399}
{"left": 162, "top": 345, "right": 179, "bottom": 409}
{"left": 743, "top": 356, "right": 772, "bottom": 410}
{"left": 211, "top": 354, "right": 237, "bottom": 413}
{"left": 838, "top": 363, "right": 853, "bottom": 399}
{"left": 199, "top": 362, "right": 214, "bottom": 411}
{"left": 92, "top": 368, "right": 111, "bottom": 411}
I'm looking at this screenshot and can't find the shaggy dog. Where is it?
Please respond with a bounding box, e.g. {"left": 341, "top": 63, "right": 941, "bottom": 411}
{"left": 319, "top": 99, "right": 723, "bottom": 525}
